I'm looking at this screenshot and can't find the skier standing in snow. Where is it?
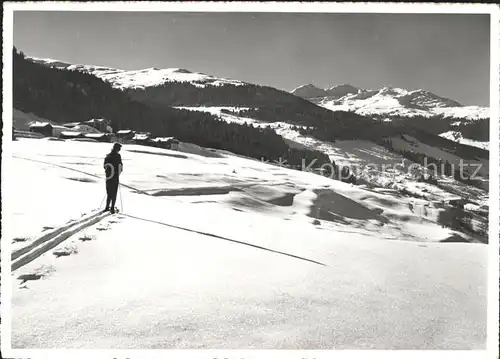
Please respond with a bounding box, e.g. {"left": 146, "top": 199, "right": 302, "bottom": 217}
{"left": 103, "top": 142, "right": 123, "bottom": 213}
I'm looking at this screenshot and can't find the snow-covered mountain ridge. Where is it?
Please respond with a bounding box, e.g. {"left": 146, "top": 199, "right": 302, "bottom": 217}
{"left": 26, "top": 55, "right": 489, "bottom": 150}
{"left": 291, "top": 83, "right": 489, "bottom": 121}
{"left": 30, "top": 56, "right": 488, "bottom": 122}
{"left": 28, "top": 57, "right": 247, "bottom": 89}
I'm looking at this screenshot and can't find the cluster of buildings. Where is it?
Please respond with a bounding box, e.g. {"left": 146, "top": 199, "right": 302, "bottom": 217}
{"left": 116, "top": 129, "right": 180, "bottom": 150}
{"left": 28, "top": 118, "right": 113, "bottom": 142}
{"left": 25, "top": 119, "right": 179, "bottom": 150}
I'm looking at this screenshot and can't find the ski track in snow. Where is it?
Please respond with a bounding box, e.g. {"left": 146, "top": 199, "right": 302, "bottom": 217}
{"left": 8, "top": 137, "right": 488, "bottom": 349}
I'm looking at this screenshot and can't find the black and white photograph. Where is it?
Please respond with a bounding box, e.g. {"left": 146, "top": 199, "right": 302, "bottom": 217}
{"left": 2, "top": 1, "right": 499, "bottom": 356}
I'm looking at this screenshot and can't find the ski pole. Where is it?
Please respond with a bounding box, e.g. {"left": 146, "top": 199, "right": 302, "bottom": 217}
{"left": 99, "top": 193, "right": 106, "bottom": 209}
{"left": 119, "top": 183, "right": 123, "bottom": 213}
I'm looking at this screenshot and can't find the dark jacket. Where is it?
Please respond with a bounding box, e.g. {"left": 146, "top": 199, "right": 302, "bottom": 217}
{"left": 104, "top": 151, "right": 123, "bottom": 181}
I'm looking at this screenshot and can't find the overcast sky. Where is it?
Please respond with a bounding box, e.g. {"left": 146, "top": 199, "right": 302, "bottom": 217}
{"left": 13, "top": 11, "right": 491, "bottom": 106}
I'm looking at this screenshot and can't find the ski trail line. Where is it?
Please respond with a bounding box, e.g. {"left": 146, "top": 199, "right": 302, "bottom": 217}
{"left": 122, "top": 213, "right": 328, "bottom": 267}
{"left": 12, "top": 210, "right": 111, "bottom": 271}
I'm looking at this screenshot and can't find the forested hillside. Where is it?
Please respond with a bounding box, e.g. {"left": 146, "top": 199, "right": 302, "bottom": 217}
{"left": 13, "top": 48, "right": 331, "bottom": 167}
{"left": 128, "top": 80, "right": 384, "bottom": 140}
{"left": 369, "top": 113, "right": 490, "bottom": 143}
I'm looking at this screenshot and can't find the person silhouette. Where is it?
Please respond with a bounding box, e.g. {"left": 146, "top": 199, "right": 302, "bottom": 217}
{"left": 103, "top": 142, "right": 123, "bottom": 213}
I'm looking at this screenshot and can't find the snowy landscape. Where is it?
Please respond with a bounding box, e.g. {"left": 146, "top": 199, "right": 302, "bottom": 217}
{"left": 8, "top": 137, "right": 488, "bottom": 349}
{"left": 8, "top": 57, "right": 491, "bottom": 349}
{"left": 6, "top": 10, "right": 494, "bottom": 353}
{"left": 8, "top": 55, "right": 491, "bottom": 350}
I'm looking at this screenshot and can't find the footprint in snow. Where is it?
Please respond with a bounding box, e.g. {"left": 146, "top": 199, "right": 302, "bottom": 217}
{"left": 18, "top": 273, "right": 43, "bottom": 284}
{"left": 53, "top": 245, "right": 78, "bottom": 258}
{"left": 79, "top": 235, "right": 95, "bottom": 242}
{"left": 18, "top": 265, "right": 56, "bottom": 285}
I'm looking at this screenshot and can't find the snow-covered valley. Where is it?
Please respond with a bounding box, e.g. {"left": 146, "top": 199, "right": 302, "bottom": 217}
{"left": 176, "top": 106, "right": 490, "bottom": 200}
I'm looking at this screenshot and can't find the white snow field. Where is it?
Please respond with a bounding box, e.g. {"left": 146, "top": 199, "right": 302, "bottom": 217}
{"left": 8, "top": 138, "right": 488, "bottom": 349}
{"left": 320, "top": 97, "right": 489, "bottom": 120}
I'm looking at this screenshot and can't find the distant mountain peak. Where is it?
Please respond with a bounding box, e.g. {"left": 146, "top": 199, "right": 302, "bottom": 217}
{"left": 404, "top": 89, "right": 462, "bottom": 108}
{"left": 326, "top": 84, "right": 358, "bottom": 91}
{"left": 291, "top": 83, "right": 321, "bottom": 91}
{"left": 290, "top": 84, "right": 328, "bottom": 99}
{"left": 172, "top": 68, "right": 192, "bottom": 74}
{"left": 290, "top": 81, "right": 474, "bottom": 118}
{"left": 29, "top": 57, "right": 75, "bottom": 70}
{"left": 325, "top": 84, "right": 360, "bottom": 98}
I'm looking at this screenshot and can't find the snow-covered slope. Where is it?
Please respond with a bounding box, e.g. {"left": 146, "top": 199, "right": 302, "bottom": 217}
{"left": 7, "top": 138, "right": 488, "bottom": 349}
{"left": 439, "top": 131, "right": 490, "bottom": 151}
{"left": 28, "top": 56, "right": 247, "bottom": 89}
{"left": 433, "top": 106, "right": 490, "bottom": 121}
{"left": 292, "top": 84, "right": 488, "bottom": 121}
{"left": 174, "top": 106, "right": 490, "bottom": 201}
